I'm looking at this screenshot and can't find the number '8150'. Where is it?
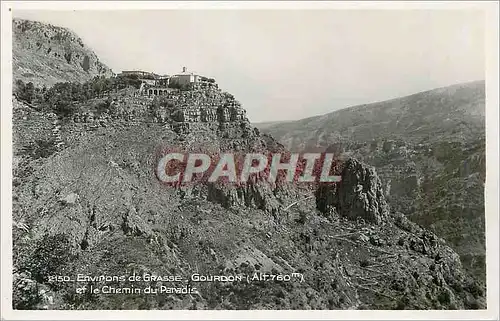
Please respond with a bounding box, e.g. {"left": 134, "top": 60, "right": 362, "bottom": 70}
{"left": 48, "top": 275, "right": 72, "bottom": 282}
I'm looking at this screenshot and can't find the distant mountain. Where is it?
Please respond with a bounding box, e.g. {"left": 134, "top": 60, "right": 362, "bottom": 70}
{"left": 13, "top": 18, "right": 114, "bottom": 87}
{"left": 252, "top": 121, "right": 286, "bottom": 130}
{"left": 258, "top": 81, "right": 486, "bottom": 280}
{"left": 256, "top": 81, "right": 485, "bottom": 150}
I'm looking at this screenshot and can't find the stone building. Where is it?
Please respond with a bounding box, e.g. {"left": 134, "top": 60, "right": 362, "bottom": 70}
{"left": 122, "top": 70, "right": 171, "bottom": 96}
{"left": 133, "top": 67, "right": 218, "bottom": 96}
{"left": 169, "top": 67, "right": 217, "bottom": 90}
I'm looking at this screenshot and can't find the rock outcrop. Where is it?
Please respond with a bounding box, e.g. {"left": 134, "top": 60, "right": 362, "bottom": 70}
{"left": 13, "top": 18, "right": 114, "bottom": 87}
{"left": 316, "top": 158, "right": 389, "bottom": 224}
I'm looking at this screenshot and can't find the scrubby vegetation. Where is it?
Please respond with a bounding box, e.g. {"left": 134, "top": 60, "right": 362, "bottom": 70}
{"left": 14, "top": 74, "right": 143, "bottom": 117}
{"left": 13, "top": 233, "right": 77, "bottom": 309}
{"left": 14, "top": 80, "right": 37, "bottom": 104}
{"left": 20, "top": 138, "right": 59, "bottom": 160}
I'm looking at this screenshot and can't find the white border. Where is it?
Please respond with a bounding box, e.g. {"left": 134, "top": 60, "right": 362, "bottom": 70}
{"left": 1, "top": 1, "right": 498, "bottom": 320}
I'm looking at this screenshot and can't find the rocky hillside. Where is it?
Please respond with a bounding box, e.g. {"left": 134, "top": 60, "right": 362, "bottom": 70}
{"left": 11, "top": 20, "right": 486, "bottom": 310}
{"left": 256, "top": 81, "right": 486, "bottom": 281}
{"left": 13, "top": 95, "right": 486, "bottom": 310}
{"left": 12, "top": 84, "right": 486, "bottom": 310}
{"left": 13, "top": 18, "right": 114, "bottom": 87}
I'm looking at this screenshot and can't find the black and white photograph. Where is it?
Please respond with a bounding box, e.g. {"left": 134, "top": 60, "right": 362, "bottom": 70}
{"left": 1, "top": 1, "right": 498, "bottom": 319}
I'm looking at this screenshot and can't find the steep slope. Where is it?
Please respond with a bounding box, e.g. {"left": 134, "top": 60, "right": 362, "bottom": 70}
{"left": 257, "top": 81, "right": 486, "bottom": 280}
{"left": 12, "top": 18, "right": 114, "bottom": 87}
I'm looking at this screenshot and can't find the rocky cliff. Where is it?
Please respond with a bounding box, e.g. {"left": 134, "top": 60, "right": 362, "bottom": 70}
{"left": 13, "top": 18, "right": 114, "bottom": 87}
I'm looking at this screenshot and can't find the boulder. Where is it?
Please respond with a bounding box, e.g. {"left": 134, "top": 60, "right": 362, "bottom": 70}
{"left": 60, "top": 192, "right": 79, "bottom": 205}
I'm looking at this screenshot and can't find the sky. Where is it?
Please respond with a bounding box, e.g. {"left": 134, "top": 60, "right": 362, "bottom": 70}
{"left": 12, "top": 9, "right": 485, "bottom": 123}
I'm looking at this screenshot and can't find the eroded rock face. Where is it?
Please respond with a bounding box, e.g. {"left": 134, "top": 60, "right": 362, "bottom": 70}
{"left": 316, "top": 158, "right": 389, "bottom": 224}
{"left": 206, "top": 181, "right": 283, "bottom": 215}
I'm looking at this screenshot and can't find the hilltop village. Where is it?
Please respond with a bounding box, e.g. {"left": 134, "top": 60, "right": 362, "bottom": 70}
{"left": 123, "top": 67, "right": 219, "bottom": 95}
{"left": 14, "top": 65, "right": 256, "bottom": 154}
{"left": 114, "top": 67, "right": 246, "bottom": 125}
{"left": 66, "top": 67, "right": 247, "bottom": 125}
{"left": 58, "top": 67, "right": 256, "bottom": 151}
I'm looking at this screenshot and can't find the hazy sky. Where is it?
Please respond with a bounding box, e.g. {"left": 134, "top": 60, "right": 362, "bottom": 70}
{"left": 13, "top": 9, "right": 485, "bottom": 122}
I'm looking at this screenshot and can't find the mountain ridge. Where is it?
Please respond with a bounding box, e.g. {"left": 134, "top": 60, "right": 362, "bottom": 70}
{"left": 254, "top": 80, "right": 485, "bottom": 127}
{"left": 13, "top": 18, "right": 114, "bottom": 87}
